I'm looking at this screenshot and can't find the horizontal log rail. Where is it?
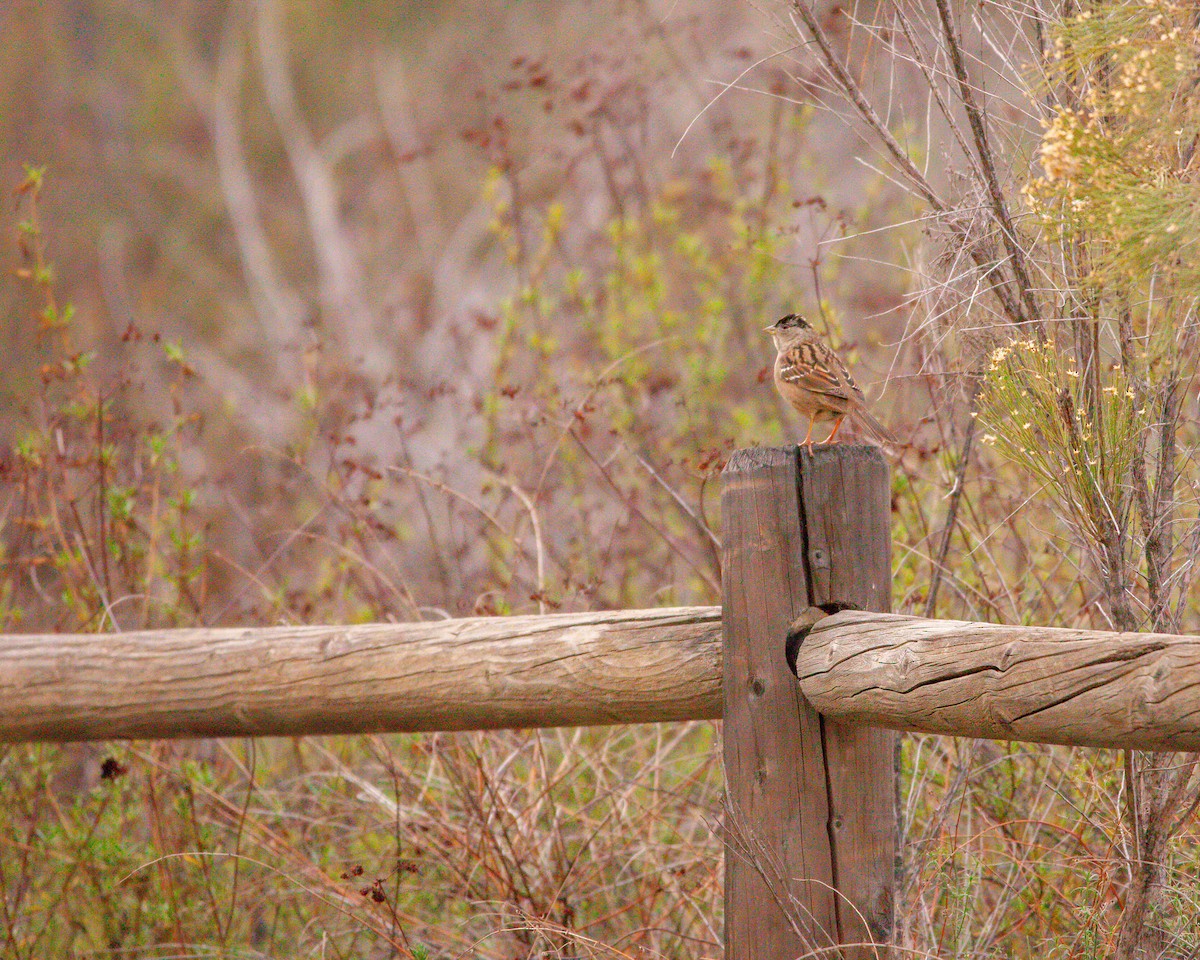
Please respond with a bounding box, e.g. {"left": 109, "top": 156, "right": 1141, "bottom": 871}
{"left": 793, "top": 608, "right": 1200, "bottom": 752}
{"left": 0, "top": 607, "right": 721, "bottom": 743}
{"left": 6, "top": 603, "right": 1200, "bottom": 751}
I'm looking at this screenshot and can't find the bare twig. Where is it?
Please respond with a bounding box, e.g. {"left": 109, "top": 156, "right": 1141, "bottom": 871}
{"left": 931, "top": 0, "right": 1041, "bottom": 331}
{"left": 788, "top": 1, "right": 1030, "bottom": 328}
{"left": 924, "top": 379, "right": 981, "bottom": 618}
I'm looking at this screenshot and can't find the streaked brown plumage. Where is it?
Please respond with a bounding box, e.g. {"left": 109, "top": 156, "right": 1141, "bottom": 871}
{"left": 765, "top": 313, "right": 894, "bottom": 450}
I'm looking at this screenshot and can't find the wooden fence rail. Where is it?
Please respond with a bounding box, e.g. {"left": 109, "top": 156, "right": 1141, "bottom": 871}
{"left": 11, "top": 602, "right": 1195, "bottom": 751}
{"left": 793, "top": 608, "right": 1200, "bottom": 752}
{"left": 0, "top": 608, "right": 721, "bottom": 742}
{"left": 8, "top": 444, "right": 1200, "bottom": 959}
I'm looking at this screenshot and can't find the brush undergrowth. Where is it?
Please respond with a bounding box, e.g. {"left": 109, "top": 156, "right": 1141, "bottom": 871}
{"left": 6, "top": 1, "right": 1200, "bottom": 957}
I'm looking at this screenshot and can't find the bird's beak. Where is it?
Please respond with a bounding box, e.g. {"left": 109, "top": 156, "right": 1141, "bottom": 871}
{"left": 762, "top": 325, "right": 776, "bottom": 333}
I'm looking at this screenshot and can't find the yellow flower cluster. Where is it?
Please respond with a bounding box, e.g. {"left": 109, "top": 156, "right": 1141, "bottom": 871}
{"left": 1022, "top": 0, "right": 1200, "bottom": 280}
{"left": 1037, "top": 109, "right": 1088, "bottom": 183}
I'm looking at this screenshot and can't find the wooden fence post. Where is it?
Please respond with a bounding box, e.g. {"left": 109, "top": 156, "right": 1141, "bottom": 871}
{"left": 721, "top": 445, "right": 895, "bottom": 958}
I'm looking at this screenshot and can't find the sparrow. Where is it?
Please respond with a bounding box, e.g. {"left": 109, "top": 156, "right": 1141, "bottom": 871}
{"left": 765, "top": 313, "right": 894, "bottom": 449}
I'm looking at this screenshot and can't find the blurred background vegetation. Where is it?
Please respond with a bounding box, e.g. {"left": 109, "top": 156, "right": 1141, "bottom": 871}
{"left": 3, "top": 0, "right": 1200, "bottom": 956}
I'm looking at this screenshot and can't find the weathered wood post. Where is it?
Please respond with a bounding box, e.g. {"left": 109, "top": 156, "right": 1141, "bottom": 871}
{"left": 721, "top": 445, "right": 895, "bottom": 958}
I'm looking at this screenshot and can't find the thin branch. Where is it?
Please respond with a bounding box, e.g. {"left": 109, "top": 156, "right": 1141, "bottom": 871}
{"left": 788, "top": 1, "right": 1029, "bottom": 328}
{"left": 789, "top": 1, "right": 945, "bottom": 212}
{"left": 932, "top": 0, "right": 1042, "bottom": 331}
{"left": 924, "top": 378, "right": 981, "bottom": 618}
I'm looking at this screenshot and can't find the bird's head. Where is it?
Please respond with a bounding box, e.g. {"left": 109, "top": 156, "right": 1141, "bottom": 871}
{"left": 765, "top": 313, "right": 811, "bottom": 333}
{"left": 764, "top": 313, "right": 812, "bottom": 343}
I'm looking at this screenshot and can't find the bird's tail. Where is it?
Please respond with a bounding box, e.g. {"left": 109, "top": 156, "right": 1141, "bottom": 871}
{"left": 853, "top": 407, "right": 897, "bottom": 446}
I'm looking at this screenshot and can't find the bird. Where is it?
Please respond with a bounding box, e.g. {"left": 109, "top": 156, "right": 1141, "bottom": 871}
{"left": 765, "top": 313, "right": 894, "bottom": 450}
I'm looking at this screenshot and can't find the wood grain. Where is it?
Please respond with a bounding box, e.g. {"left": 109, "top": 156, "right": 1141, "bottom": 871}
{"left": 722, "top": 446, "right": 836, "bottom": 958}
{"left": 796, "top": 610, "right": 1200, "bottom": 751}
{"left": 0, "top": 608, "right": 721, "bottom": 743}
{"left": 721, "top": 445, "right": 895, "bottom": 959}
{"left": 798, "top": 445, "right": 896, "bottom": 953}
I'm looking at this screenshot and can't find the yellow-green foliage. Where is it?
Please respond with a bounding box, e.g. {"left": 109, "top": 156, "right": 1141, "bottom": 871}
{"left": 978, "top": 338, "right": 1146, "bottom": 552}
{"left": 1024, "top": 0, "right": 1200, "bottom": 295}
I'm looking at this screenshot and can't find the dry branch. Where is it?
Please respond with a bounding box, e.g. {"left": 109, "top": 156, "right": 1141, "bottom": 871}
{"left": 795, "top": 609, "right": 1200, "bottom": 751}
{"left": 0, "top": 608, "right": 721, "bottom": 743}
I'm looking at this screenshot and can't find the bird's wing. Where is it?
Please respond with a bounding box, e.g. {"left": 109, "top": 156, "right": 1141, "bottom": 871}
{"left": 778, "top": 341, "right": 864, "bottom": 403}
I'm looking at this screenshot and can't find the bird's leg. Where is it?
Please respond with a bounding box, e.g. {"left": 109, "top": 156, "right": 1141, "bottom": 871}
{"left": 826, "top": 416, "right": 846, "bottom": 444}
{"left": 802, "top": 419, "right": 816, "bottom": 451}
